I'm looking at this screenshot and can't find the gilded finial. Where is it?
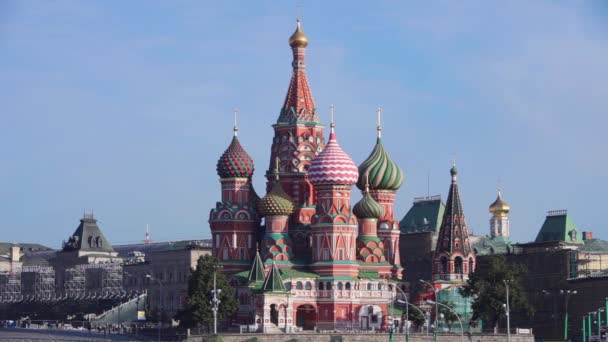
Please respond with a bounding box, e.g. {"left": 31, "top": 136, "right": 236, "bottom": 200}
{"left": 289, "top": 19, "right": 309, "bottom": 48}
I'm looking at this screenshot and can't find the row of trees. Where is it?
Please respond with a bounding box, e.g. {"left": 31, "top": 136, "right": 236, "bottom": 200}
{"left": 176, "top": 254, "right": 532, "bottom": 333}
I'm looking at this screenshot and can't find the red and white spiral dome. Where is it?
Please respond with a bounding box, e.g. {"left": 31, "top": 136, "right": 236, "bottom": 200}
{"left": 308, "top": 130, "right": 359, "bottom": 186}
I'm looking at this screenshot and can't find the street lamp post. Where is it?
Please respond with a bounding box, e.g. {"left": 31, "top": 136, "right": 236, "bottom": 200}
{"left": 210, "top": 265, "right": 223, "bottom": 335}
{"left": 560, "top": 289, "right": 577, "bottom": 341}
{"left": 583, "top": 317, "right": 587, "bottom": 342}
{"left": 426, "top": 299, "right": 464, "bottom": 342}
{"left": 588, "top": 312, "right": 594, "bottom": 341}
{"left": 394, "top": 286, "right": 410, "bottom": 342}
{"left": 598, "top": 308, "right": 603, "bottom": 340}
{"left": 145, "top": 274, "right": 163, "bottom": 342}
{"left": 504, "top": 280, "right": 511, "bottom": 342}
{"left": 420, "top": 279, "right": 439, "bottom": 342}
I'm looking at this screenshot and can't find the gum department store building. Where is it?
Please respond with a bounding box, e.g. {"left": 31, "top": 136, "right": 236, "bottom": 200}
{"left": 209, "top": 20, "right": 476, "bottom": 332}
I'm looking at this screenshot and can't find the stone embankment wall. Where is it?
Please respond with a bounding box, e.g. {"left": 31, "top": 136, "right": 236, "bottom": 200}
{"left": 196, "top": 333, "right": 534, "bottom": 342}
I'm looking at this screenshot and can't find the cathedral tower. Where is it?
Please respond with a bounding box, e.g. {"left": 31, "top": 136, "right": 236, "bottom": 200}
{"left": 267, "top": 20, "right": 325, "bottom": 262}
{"left": 209, "top": 121, "right": 259, "bottom": 273}
{"left": 357, "top": 109, "right": 404, "bottom": 279}
{"left": 308, "top": 113, "right": 360, "bottom": 277}
{"left": 489, "top": 190, "right": 510, "bottom": 239}
{"left": 432, "top": 164, "right": 476, "bottom": 281}
{"left": 257, "top": 159, "right": 295, "bottom": 265}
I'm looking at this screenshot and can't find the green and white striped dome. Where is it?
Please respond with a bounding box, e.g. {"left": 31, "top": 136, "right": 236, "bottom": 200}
{"left": 353, "top": 191, "right": 384, "bottom": 219}
{"left": 357, "top": 138, "right": 404, "bottom": 191}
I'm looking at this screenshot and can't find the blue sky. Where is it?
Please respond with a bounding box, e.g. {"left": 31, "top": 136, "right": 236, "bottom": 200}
{"left": 1, "top": 1, "right": 607, "bottom": 248}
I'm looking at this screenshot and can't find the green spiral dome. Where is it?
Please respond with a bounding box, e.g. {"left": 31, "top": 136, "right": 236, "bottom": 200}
{"left": 353, "top": 191, "right": 385, "bottom": 219}
{"left": 357, "top": 138, "right": 404, "bottom": 191}
{"left": 257, "top": 181, "right": 295, "bottom": 217}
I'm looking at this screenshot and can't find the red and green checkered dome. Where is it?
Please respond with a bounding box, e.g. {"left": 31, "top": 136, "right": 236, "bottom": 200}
{"left": 216, "top": 136, "right": 255, "bottom": 179}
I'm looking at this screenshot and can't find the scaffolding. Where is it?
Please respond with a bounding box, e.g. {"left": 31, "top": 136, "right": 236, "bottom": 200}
{"left": 101, "top": 263, "right": 123, "bottom": 298}
{"left": 64, "top": 266, "right": 86, "bottom": 299}
{"left": 22, "top": 266, "right": 56, "bottom": 301}
{"left": 0, "top": 271, "right": 23, "bottom": 303}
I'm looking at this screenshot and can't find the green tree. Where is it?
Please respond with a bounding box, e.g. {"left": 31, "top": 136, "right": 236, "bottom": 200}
{"left": 406, "top": 306, "right": 426, "bottom": 327}
{"left": 439, "top": 301, "right": 458, "bottom": 330}
{"left": 176, "top": 255, "right": 238, "bottom": 331}
{"left": 460, "top": 255, "right": 532, "bottom": 332}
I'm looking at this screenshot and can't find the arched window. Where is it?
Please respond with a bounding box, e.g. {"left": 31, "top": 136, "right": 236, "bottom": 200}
{"left": 454, "top": 257, "right": 463, "bottom": 274}
{"left": 378, "top": 283, "right": 383, "bottom": 291}
{"left": 326, "top": 282, "right": 332, "bottom": 290}
{"left": 305, "top": 281, "right": 312, "bottom": 290}
{"left": 469, "top": 257, "right": 475, "bottom": 274}
{"left": 296, "top": 281, "right": 303, "bottom": 290}
{"left": 367, "top": 283, "right": 373, "bottom": 291}
{"left": 285, "top": 282, "right": 291, "bottom": 291}
{"left": 345, "top": 282, "right": 351, "bottom": 290}
{"left": 337, "top": 282, "right": 343, "bottom": 290}
{"left": 318, "top": 282, "right": 324, "bottom": 290}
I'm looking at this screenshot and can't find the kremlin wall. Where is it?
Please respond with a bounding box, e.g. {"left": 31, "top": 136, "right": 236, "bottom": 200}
{"left": 1, "top": 20, "right": 608, "bottom": 341}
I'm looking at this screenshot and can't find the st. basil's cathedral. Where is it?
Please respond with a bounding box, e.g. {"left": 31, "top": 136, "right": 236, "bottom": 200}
{"left": 209, "top": 20, "right": 476, "bottom": 332}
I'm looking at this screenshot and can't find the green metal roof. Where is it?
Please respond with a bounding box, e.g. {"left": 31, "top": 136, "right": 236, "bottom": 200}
{"left": 359, "top": 270, "right": 379, "bottom": 279}
{"left": 535, "top": 210, "right": 583, "bottom": 244}
{"left": 62, "top": 214, "right": 114, "bottom": 253}
{"left": 280, "top": 268, "right": 319, "bottom": 279}
{"left": 262, "top": 261, "right": 287, "bottom": 292}
{"left": 247, "top": 250, "right": 265, "bottom": 283}
{"left": 400, "top": 196, "right": 445, "bottom": 234}
{"left": 580, "top": 239, "right": 608, "bottom": 253}
{"left": 472, "top": 236, "right": 512, "bottom": 256}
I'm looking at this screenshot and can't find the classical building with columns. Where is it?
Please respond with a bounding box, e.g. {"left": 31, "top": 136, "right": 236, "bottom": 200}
{"left": 209, "top": 20, "right": 406, "bottom": 332}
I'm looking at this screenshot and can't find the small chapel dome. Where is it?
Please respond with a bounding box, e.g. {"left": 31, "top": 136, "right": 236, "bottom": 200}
{"left": 489, "top": 190, "right": 510, "bottom": 215}
{"left": 216, "top": 136, "right": 255, "bottom": 179}
{"left": 289, "top": 19, "right": 309, "bottom": 48}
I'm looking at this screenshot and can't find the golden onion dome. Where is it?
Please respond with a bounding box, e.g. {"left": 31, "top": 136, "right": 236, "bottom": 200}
{"left": 489, "top": 190, "right": 510, "bottom": 215}
{"left": 289, "top": 19, "right": 308, "bottom": 48}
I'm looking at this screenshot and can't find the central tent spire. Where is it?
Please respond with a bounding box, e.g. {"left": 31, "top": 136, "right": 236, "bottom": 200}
{"left": 278, "top": 19, "right": 317, "bottom": 124}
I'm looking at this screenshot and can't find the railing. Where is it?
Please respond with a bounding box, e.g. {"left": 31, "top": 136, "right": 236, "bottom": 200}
{"left": 291, "top": 290, "right": 393, "bottom": 299}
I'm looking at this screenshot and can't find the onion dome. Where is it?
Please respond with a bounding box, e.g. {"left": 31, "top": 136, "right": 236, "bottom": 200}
{"left": 308, "top": 130, "right": 359, "bottom": 186}
{"left": 353, "top": 190, "right": 385, "bottom": 219}
{"left": 258, "top": 179, "right": 295, "bottom": 217}
{"left": 216, "top": 136, "right": 254, "bottom": 179}
{"left": 357, "top": 137, "right": 404, "bottom": 191}
{"left": 289, "top": 19, "right": 308, "bottom": 48}
{"left": 489, "top": 190, "right": 510, "bottom": 215}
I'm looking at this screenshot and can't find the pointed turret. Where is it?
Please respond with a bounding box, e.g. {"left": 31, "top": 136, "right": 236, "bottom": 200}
{"left": 280, "top": 19, "right": 316, "bottom": 123}
{"left": 432, "top": 163, "right": 476, "bottom": 281}
{"left": 247, "top": 248, "right": 266, "bottom": 283}
{"left": 262, "top": 260, "right": 287, "bottom": 292}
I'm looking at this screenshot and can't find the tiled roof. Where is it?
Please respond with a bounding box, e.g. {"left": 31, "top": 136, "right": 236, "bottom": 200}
{"left": 400, "top": 196, "right": 445, "bottom": 234}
